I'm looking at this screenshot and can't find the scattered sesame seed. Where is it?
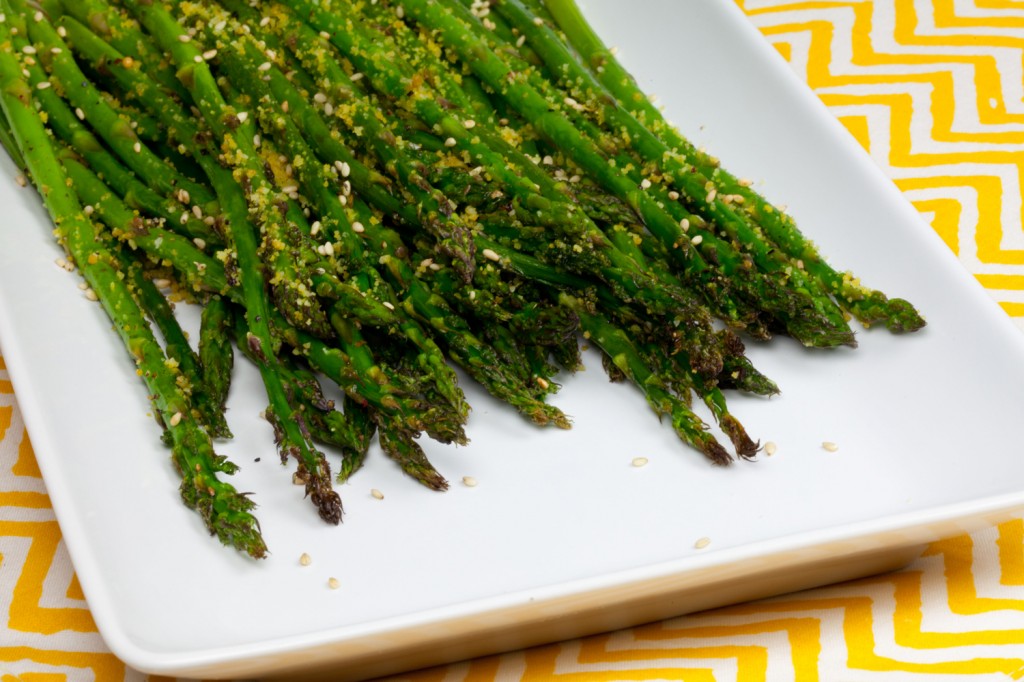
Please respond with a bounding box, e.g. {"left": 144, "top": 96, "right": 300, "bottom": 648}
{"left": 352, "top": 222, "right": 365, "bottom": 233}
{"left": 444, "top": 137, "right": 457, "bottom": 147}
{"left": 193, "top": 55, "right": 203, "bottom": 63}
{"left": 152, "top": 278, "right": 171, "bottom": 289}
{"left": 33, "top": 11, "right": 43, "bottom": 21}
{"left": 314, "top": 92, "right": 327, "bottom": 104}
{"left": 21, "top": 45, "right": 35, "bottom": 54}
{"left": 177, "top": 189, "right": 190, "bottom": 204}
{"left": 260, "top": 16, "right": 271, "bottom": 27}
{"left": 36, "top": 81, "right": 51, "bottom": 90}
{"left": 310, "top": 220, "right": 322, "bottom": 235}
{"left": 533, "top": 16, "right": 543, "bottom": 25}
{"left": 536, "top": 376, "right": 549, "bottom": 390}
{"left": 299, "top": 552, "right": 312, "bottom": 566}
{"left": 822, "top": 441, "right": 839, "bottom": 452}
{"left": 338, "top": 193, "right": 347, "bottom": 206}
{"left": 236, "top": 111, "right": 248, "bottom": 123}
{"left": 282, "top": 100, "right": 289, "bottom": 113}
{"left": 382, "top": 301, "right": 395, "bottom": 310}
{"left": 690, "top": 235, "right": 703, "bottom": 246}
{"left": 253, "top": 133, "right": 261, "bottom": 147}
{"left": 50, "top": 47, "right": 61, "bottom": 55}
{"left": 203, "top": 49, "right": 218, "bottom": 60}
{"left": 482, "top": 248, "right": 500, "bottom": 262}
{"left": 341, "top": 180, "right": 351, "bottom": 195}
{"left": 178, "top": 34, "right": 191, "bottom": 42}
{"left": 1, "top": 14, "right": 7, "bottom": 23}
{"left": 193, "top": 238, "right": 206, "bottom": 249}
{"left": 668, "top": 190, "right": 680, "bottom": 201}
{"left": 320, "top": 30, "right": 331, "bottom": 39}
{"left": 55, "top": 257, "right": 66, "bottom": 268}
{"left": 180, "top": 212, "right": 189, "bottom": 225}
{"left": 324, "top": 241, "right": 335, "bottom": 256}
{"left": 350, "top": 72, "right": 364, "bottom": 81}
{"left": 169, "top": 411, "right": 183, "bottom": 426}
{"left": 764, "top": 441, "right": 777, "bottom": 456}
{"left": 328, "top": 577, "right": 341, "bottom": 590}
{"left": 14, "top": 174, "right": 26, "bottom": 188}
{"left": 640, "top": 178, "right": 651, "bottom": 190}
{"left": 738, "top": 178, "right": 753, "bottom": 187}
{"left": 462, "top": 476, "right": 478, "bottom": 487}
{"left": 516, "top": 34, "right": 526, "bottom": 47}
{"left": 396, "top": 4, "right": 405, "bottom": 18}
{"left": 78, "top": 282, "right": 88, "bottom": 290}
{"left": 631, "top": 456, "right": 648, "bottom": 467}
{"left": 192, "top": 205, "right": 203, "bottom": 219}
{"left": 542, "top": 155, "right": 553, "bottom": 165}
{"left": 464, "top": 119, "right": 476, "bottom": 129}
{"left": 694, "top": 537, "right": 711, "bottom": 550}
{"left": 371, "top": 488, "right": 384, "bottom": 500}
{"left": 419, "top": 258, "right": 433, "bottom": 269}
{"left": 706, "top": 189, "right": 717, "bottom": 203}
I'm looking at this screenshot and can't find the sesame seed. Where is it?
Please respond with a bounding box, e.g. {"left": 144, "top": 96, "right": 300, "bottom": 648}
{"left": 193, "top": 238, "right": 206, "bottom": 249}
{"left": 738, "top": 178, "right": 753, "bottom": 187}
{"left": 444, "top": 137, "right": 457, "bottom": 147}
{"left": 350, "top": 72, "right": 364, "bottom": 81}
{"left": 169, "top": 411, "right": 183, "bottom": 426}
{"left": 77, "top": 282, "right": 88, "bottom": 290}
{"left": 533, "top": 16, "right": 543, "bottom": 25}
{"left": 352, "top": 222, "right": 365, "bottom": 233}
{"left": 178, "top": 34, "right": 191, "bottom": 42}
{"left": 822, "top": 441, "right": 839, "bottom": 452}
{"left": 536, "top": 376, "right": 549, "bottom": 389}
{"left": 314, "top": 92, "right": 327, "bottom": 104}
{"left": 292, "top": 472, "right": 305, "bottom": 485}
{"left": 21, "top": 45, "right": 35, "bottom": 54}
{"left": 33, "top": 10, "right": 43, "bottom": 21}
{"left": 177, "top": 189, "right": 190, "bottom": 204}
{"left": 281, "top": 100, "right": 289, "bottom": 113}
{"left": 299, "top": 552, "right": 312, "bottom": 566}
{"left": 75, "top": 107, "right": 85, "bottom": 120}
{"left": 1, "top": 14, "right": 7, "bottom": 23}
{"left": 55, "top": 257, "right": 66, "bottom": 268}
{"left": 464, "top": 119, "right": 476, "bottom": 129}
{"left": 516, "top": 34, "right": 526, "bottom": 47}
{"left": 631, "top": 456, "right": 648, "bottom": 467}
{"left": 236, "top": 111, "right": 248, "bottom": 123}
{"left": 324, "top": 241, "right": 335, "bottom": 256}
{"left": 668, "top": 191, "right": 680, "bottom": 201}
{"left": 324, "top": 102, "right": 334, "bottom": 116}
{"left": 764, "top": 441, "right": 777, "bottom": 456}
{"left": 14, "top": 174, "right": 26, "bottom": 188}
{"left": 482, "top": 248, "right": 500, "bottom": 262}
{"left": 706, "top": 189, "right": 717, "bottom": 203}
{"left": 640, "top": 178, "right": 651, "bottom": 190}
{"left": 462, "top": 476, "right": 478, "bottom": 487}
{"left": 133, "top": 141, "right": 141, "bottom": 153}
{"left": 320, "top": 30, "right": 331, "bottom": 39}
{"left": 690, "top": 235, "right": 703, "bottom": 246}
{"left": 192, "top": 205, "right": 203, "bottom": 219}
{"left": 342, "top": 180, "right": 351, "bottom": 195}
{"left": 542, "top": 155, "right": 553, "bottom": 165}
{"left": 180, "top": 212, "right": 189, "bottom": 224}
{"left": 84, "top": 288, "right": 98, "bottom": 301}
{"left": 310, "top": 220, "right": 321, "bottom": 235}
{"left": 382, "top": 301, "right": 395, "bottom": 310}
{"left": 253, "top": 133, "right": 261, "bottom": 147}
{"left": 396, "top": 5, "right": 404, "bottom": 18}
{"left": 36, "top": 81, "right": 51, "bottom": 90}
{"left": 50, "top": 47, "right": 61, "bottom": 54}
{"left": 419, "top": 258, "right": 433, "bottom": 269}
{"left": 371, "top": 488, "right": 384, "bottom": 500}
{"left": 339, "top": 161, "right": 351, "bottom": 177}
{"left": 694, "top": 537, "right": 711, "bottom": 550}
{"left": 152, "top": 278, "right": 171, "bottom": 289}
{"left": 203, "top": 49, "right": 217, "bottom": 60}
{"left": 328, "top": 577, "right": 341, "bottom": 590}
{"left": 338, "top": 194, "right": 347, "bottom": 206}
{"left": 260, "top": 16, "right": 271, "bottom": 26}
{"left": 193, "top": 55, "right": 202, "bottom": 63}
{"left": 281, "top": 185, "right": 298, "bottom": 194}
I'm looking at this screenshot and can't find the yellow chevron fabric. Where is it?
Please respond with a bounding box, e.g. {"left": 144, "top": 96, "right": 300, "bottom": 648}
{"left": 4, "top": 1, "right": 1024, "bottom": 681}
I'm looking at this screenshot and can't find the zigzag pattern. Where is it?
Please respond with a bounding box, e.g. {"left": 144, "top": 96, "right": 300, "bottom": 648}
{"left": 741, "top": 0, "right": 1024, "bottom": 327}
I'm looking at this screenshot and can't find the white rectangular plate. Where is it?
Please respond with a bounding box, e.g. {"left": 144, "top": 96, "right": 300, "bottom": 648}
{"left": 3, "top": 1, "right": 1024, "bottom": 679}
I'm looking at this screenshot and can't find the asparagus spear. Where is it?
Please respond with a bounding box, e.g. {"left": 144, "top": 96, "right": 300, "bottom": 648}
{"left": 0, "top": 10, "right": 265, "bottom": 556}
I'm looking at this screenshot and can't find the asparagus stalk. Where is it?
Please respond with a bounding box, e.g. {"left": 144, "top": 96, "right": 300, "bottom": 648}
{"left": 0, "top": 11, "right": 265, "bottom": 556}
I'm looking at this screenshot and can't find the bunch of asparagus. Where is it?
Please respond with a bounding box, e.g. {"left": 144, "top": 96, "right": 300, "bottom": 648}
{"left": 0, "top": 0, "right": 924, "bottom": 558}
